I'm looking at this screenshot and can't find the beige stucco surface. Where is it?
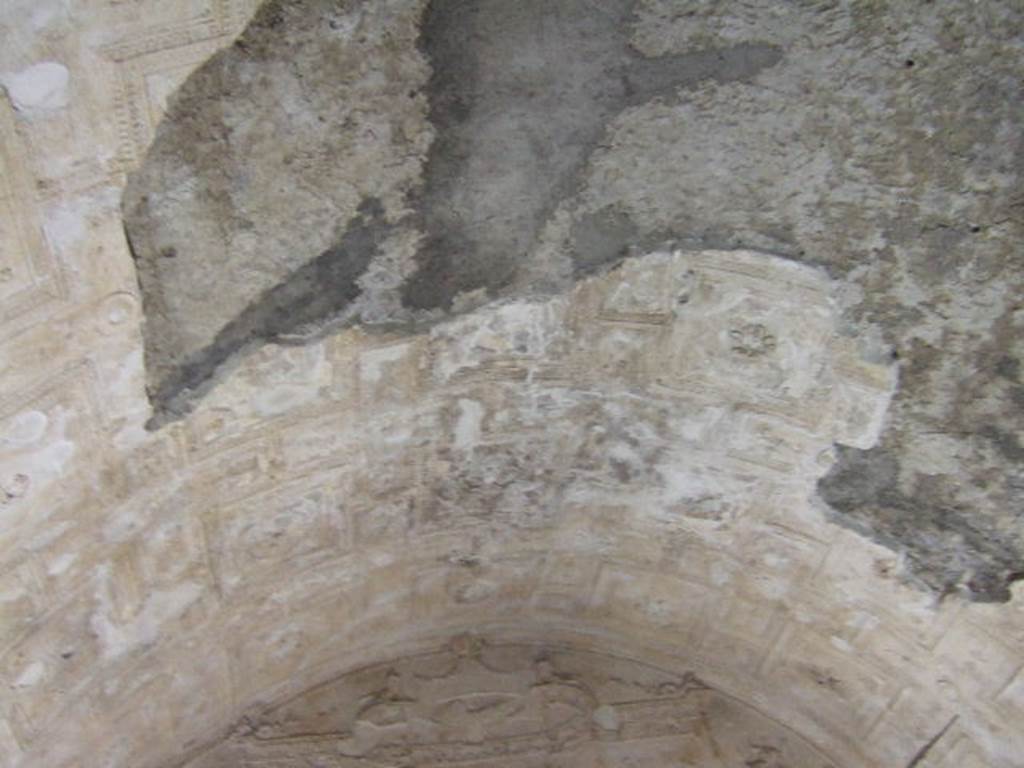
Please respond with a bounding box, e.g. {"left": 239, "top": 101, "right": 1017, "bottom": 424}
{"left": 1, "top": 2, "right": 1023, "bottom": 767}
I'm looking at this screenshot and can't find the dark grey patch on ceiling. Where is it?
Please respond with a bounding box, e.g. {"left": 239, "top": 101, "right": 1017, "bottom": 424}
{"left": 122, "top": 0, "right": 783, "bottom": 427}
{"left": 402, "top": 0, "right": 782, "bottom": 309}
{"left": 819, "top": 444, "right": 1024, "bottom": 603}
{"left": 143, "top": 198, "right": 391, "bottom": 427}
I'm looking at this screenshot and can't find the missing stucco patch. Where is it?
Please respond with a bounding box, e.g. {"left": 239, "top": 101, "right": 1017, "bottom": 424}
{"left": 122, "top": 0, "right": 782, "bottom": 424}
{"left": 819, "top": 444, "right": 1024, "bottom": 603}
{"left": 122, "top": 0, "right": 1024, "bottom": 603}
{"left": 142, "top": 198, "right": 392, "bottom": 427}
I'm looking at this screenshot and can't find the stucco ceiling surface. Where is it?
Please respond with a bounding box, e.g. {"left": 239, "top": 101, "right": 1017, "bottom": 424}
{"left": 0, "top": 2, "right": 1022, "bottom": 768}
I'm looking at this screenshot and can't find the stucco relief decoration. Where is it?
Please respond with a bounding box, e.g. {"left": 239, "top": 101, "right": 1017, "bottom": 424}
{"left": 0, "top": 1, "right": 1022, "bottom": 768}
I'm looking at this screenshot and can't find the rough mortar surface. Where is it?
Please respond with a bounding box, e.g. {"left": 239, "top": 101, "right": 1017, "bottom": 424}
{"left": 124, "top": 0, "right": 1023, "bottom": 600}
{"left": 123, "top": 0, "right": 782, "bottom": 419}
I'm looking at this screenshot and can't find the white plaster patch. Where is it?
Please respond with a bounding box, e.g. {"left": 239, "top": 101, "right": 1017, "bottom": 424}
{"left": 592, "top": 704, "right": 620, "bottom": 731}
{"left": 830, "top": 635, "right": 854, "bottom": 653}
{"left": 12, "top": 660, "right": 45, "bottom": 688}
{"left": 30, "top": 4, "right": 64, "bottom": 31}
{"left": 831, "top": 368, "right": 898, "bottom": 449}
{"left": 709, "top": 561, "right": 733, "bottom": 587}
{"left": 369, "top": 551, "right": 395, "bottom": 567}
{"left": 47, "top": 551, "right": 77, "bottom": 576}
{"left": 42, "top": 200, "right": 89, "bottom": 256}
{"left": 0, "top": 406, "right": 75, "bottom": 516}
{"left": 1, "top": 61, "right": 69, "bottom": 116}
{"left": 92, "top": 581, "right": 203, "bottom": 660}
{"left": 454, "top": 398, "right": 483, "bottom": 450}
{"left": 360, "top": 342, "right": 412, "bottom": 385}
{"left": 673, "top": 407, "right": 727, "bottom": 445}
{"left": 265, "top": 626, "right": 304, "bottom": 661}
{"left": 2, "top": 410, "right": 48, "bottom": 447}
{"left": 108, "top": 347, "right": 154, "bottom": 452}
{"left": 0, "top": 0, "right": 69, "bottom": 36}
{"left": 660, "top": 465, "right": 721, "bottom": 509}
{"left": 254, "top": 385, "right": 318, "bottom": 417}
{"left": 431, "top": 299, "right": 566, "bottom": 382}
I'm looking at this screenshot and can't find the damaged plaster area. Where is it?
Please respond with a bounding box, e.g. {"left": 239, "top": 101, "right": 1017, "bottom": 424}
{"left": 123, "top": 0, "right": 781, "bottom": 417}
{"left": 123, "top": 0, "right": 1023, "bottom": 601}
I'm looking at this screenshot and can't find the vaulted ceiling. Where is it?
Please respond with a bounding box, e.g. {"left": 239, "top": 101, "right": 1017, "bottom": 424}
{"left": 1, "top": 2, "right": 1022, "bottom": 767}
